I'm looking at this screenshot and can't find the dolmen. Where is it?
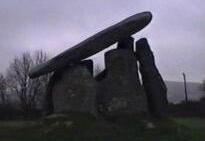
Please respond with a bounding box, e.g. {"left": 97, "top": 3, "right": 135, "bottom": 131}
{"left": 29, "top": 11, "right": 168, "bottom": 118}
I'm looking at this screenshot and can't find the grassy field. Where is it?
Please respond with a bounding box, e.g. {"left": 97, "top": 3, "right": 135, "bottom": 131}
{"left": 0, "top": 114, "right": 204, "bottom": 141}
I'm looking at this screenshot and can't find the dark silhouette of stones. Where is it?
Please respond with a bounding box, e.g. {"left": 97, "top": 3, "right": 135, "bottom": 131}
{"left": 29, "top": 12, "right": 152, "bottom": 78}
{"left": 44, "top": 73, "right": 55, "bottom": 115}
{"left": 95, "top": 69, "right": 107, "bottom": 81}
{"left": 28, "top": 11, "right": 168, "bottom": 119}
{"left": 45, "top": 60, "right": 96, "bottom": 115}
{"left": 80, "top": 60, "right": 94, "bottom": 75}
{"left": 117, "top": 36, "right": 134, "bottom": 50}
{"left": 135, "top": 38, "right": 168, "bottom": 118}
{"left": 97, "top": 38, "right": 148, "bottom": 117}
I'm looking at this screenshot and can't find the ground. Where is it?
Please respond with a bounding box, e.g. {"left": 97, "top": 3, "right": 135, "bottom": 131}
{"left": 0, "top": 114, "right": 205, "bottom": 141}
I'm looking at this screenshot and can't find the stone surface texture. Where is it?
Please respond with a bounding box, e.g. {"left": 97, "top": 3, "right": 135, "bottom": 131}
{"left": 43, "top": 37, "right": 168, "bottom": 119}
{"left": 97, "top": 38, "right": 148, "bottom": 117}
{"left": 29, "top": 12, "right": 152, "bottom": 78}
{"left": 135, "top": 38, "right": 168, "bottom": 118}
{"left": 49, "top": 60, "right": 96, "bottom": 114}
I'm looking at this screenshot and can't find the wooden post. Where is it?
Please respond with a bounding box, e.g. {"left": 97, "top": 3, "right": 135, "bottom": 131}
{"left": 182, "top": 72, "right": 188, "bottom": 103}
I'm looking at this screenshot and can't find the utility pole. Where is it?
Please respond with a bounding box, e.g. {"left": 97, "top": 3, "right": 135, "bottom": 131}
{"left": 182, "top": 72, "right": 188, "bottom": 104}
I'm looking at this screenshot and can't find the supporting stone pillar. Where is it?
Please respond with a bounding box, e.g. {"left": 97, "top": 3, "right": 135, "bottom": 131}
{"left": 45, "top": 60, "right": 97, "bottom": 115}
{"left": 97, "top": 37, "right": 148, "bottom": 117}
{"left": 135, "top": 38, "right": 168, "bottom": 118}
{"left": 117, "top": 36, "right": 134, "bottom": 50}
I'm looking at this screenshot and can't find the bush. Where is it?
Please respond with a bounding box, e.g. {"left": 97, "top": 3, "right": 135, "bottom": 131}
{"left": 168, "top": 100, "right": 205, "bottom": 117}
{"left": 0, "top": 103, "right": 21, "bottom": 120}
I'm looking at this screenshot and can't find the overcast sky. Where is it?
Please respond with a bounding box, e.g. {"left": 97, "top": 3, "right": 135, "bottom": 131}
{"left": 0, "top": 0, "right": 205, "bottom": 82}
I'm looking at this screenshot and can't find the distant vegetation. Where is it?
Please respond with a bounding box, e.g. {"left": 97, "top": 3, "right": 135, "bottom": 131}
{"left": 0, "top": 50, "right": 50, "bottom": 119}
{"left": 168, "top": 99, "right": 205, "bottom": 117}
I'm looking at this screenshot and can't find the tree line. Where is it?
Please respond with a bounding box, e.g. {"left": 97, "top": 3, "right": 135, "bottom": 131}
{"left": 0, "top": 50, "right": 50, "bottom": 119}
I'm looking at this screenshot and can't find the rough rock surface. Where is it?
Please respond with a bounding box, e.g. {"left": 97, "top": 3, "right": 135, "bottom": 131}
{"left": 135, "top": 38, "right": 168, "bottom": 118}
{"left": 97, "top": 38, "right": 148, "bottom": 117}
{"left": 117, "top": 36, "right": 134, "bottom": 50}
{"left": 29, "top": 12, "right": 152, "bottom": 78}
{"left": 46, "top": 60, "right": 96, "bottom": 114}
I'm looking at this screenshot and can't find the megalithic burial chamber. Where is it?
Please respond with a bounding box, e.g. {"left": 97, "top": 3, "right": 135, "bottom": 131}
{"left": 29, "top": 12, "right": 152, "bottom": 78}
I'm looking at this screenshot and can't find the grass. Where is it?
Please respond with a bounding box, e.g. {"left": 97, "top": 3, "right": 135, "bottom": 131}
{"left": 173, "top": 117, "right": 205, "bottom": 130}
{"left": 0, "top": 114, "right": 204, "bottom": 141}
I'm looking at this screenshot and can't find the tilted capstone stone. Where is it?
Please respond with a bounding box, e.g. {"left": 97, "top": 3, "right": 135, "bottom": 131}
{"left": 135, "top": 38, "right": 168, "bottom": 118}
{"left": 29, "top": 12, "right": 152, "bottom": 78}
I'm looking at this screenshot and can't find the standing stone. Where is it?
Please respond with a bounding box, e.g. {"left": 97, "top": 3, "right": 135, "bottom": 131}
{"left": 135, "top": 38, "right": 168, "bottom": 118}
{"left": 46, "top": 60, "right": 96, "bottom": 115}
{"left": 117, "top": 36, "right": 134, "bottom": 50}
{"left": 95, "top": 69, "right": 107, "bottom": 82}
{"left": 97, "top": 37, "right": 148, "bottom": 117}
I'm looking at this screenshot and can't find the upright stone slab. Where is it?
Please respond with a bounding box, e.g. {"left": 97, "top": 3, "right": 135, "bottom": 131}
{"left": 117, "top": 36, "right": 134, "bottom": 50}
{"left": 97, "top": 37, "right": 148, "bottom": 117}
{"left": 46, "top": 60, "right": 96, "bottom": 115}
{"left": 135, "top": 38, "right": 168, "bottom": 118}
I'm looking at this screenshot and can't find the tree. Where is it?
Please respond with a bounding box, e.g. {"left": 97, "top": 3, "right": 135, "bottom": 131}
{"left": 31, "top": 50, "right": 51, "bottom": 111}
{"left": 201, "top": 80, "right": 205, "bottom": 91}
{"left": 199, "top": 80, "right": 205, "bottom": 102}
{"left": 0, "top": 73, "right": 7, "bottom": 105}
{"left": 6, "top": 50, "right": 50, "bottom": 117}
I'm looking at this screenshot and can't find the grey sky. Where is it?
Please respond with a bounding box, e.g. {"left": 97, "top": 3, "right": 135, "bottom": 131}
{"left": 0, "top": 0, "right": 205, "bottom": 82}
